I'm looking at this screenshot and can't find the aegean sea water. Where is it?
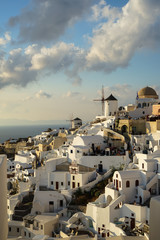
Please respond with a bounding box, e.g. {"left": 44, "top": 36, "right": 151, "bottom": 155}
{"left": 0, "top": 124, "right": 69, "bottom": 143}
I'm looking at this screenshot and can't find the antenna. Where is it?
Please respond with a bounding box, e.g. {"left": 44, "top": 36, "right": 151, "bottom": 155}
{"left": 93, "top": 85, "right": 105, "bottom": 115}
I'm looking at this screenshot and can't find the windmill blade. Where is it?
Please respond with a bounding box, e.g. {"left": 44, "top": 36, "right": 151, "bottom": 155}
{"left": 93, "top": 85, "right": 105, "bottom": 115}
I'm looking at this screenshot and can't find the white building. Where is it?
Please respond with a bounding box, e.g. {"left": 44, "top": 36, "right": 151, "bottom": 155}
{"left": 31, "top": 190, "right": 66, "bottom": 215}
{"left": 129, "top": 86, "right": 159, "bottom": 118}
{"left": 86, "top": 169, "right": 150, "bottom": 238}
{"left": 0, "top": 155, "right": 8, "bottom": 240}
{"left": 105, "top": 94, "right": 118, "bottom": 117}
{"left": 35, "top": 160, "right": 96, "bottom": 191}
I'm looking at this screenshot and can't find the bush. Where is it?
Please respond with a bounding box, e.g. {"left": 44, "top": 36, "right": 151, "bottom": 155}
{"left": 94, "top": 191, "right": 101, "bottom": 197}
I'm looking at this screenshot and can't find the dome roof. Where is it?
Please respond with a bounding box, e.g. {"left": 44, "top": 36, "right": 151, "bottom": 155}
{"left": 138, "top": 86, "right": 158, "bottom": 99}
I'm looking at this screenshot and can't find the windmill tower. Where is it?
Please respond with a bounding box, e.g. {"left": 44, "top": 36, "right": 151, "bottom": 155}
{"left": 93, "top": 86, "right": 105, "bottom": 116}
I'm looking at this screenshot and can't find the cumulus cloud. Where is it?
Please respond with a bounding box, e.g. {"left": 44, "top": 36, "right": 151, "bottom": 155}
{"left": 87, "top": 0, "right": 160, "bottom": 72}
{"left": 90, "top": 0, "right": 120, "bottom": 22}
{"left": 35, "top": 90, "right": 52, "bottom": 99}
{"left": 1, "top": 0, "right": 160, "bottom": 89}
{"left": 0, "top": 47, "right": 37, "bottom": 88}
{"left": 8, "top": 0, "right": 93, "bottom": 43}
{"left": 0, "top": 42, "right": 85, "bottom": 88}
{"left": 0, "top": 32, "right": 11, "bottom": 46}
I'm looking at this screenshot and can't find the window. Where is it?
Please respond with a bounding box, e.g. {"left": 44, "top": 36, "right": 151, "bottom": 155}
{"left": 61, "top": 182, "right": 63, "bottom": 186}
{"left": 77, "top": 150, "right": 79, "bottom": 153}
{"left": 135, "top": 180, "right": 139, "bottom": 187}
{"left": 142, "top": 103, "right": 146, "bottom": 108}
{"left": 17, "top": 228, "right": 19, "bottom": 233}
{"left": 9, "top": 227, "right": 11, "bottom": 232}
{"left": 119, "top": 181, "right": 121, "bottom": 188}
{"left": 126, "top": 181, "right": 130, "bottom": 188}
{"left": 29, "top": 233, "right": 31, "bottom": 238}
{"left": 73, "top": 176, "right": 75, "bottom": 180}
{"left": 102, "top": 224, "right": 105, "bottom": 227}
{"left": 41, "top": 225, "right": 43, "bottom": 230}
{"left": 60, "top": 200, "right": 63, "bottom": 207}
{"left": 51, "top": 181, "right": 53, "bottom": 185}
{"left": 78, "top": 182, "right": 80, "bottom": 187}
{"left": 131, "top": 213, "right": 134, "bottom": 217}
{"left": 70, "top": 150, "right": 73, "bottom": 153}
{"left": 24, "top": 231, "right": 26, "bottom": 236}
{"left": 137, "top": 103, "right": 141, "bottom": 108}
{"left": 142, "top": 163, "right": 144, "bottom": 169}
{"left": 68, "top": 181, "right": 70, "bottom": 185}
{"left": 116, "top": 174, "right": 118, "bottom": 178}
{"left": 49, "top": 201, "right": 54, "bottom": 205}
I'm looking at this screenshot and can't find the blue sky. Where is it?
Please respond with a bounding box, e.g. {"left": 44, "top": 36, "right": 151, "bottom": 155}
{"left": 0, "top": 0, "right": 160, "bottom": 125}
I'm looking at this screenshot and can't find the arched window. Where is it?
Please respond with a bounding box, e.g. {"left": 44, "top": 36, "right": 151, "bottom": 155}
{"left": 137, "top": 103, "right": 141, "bottom": 108}
{"left": 126, "top": 180, "right": 130, "bottom": 188}
{"left": 135, "top": 180, "right": 139, "bottom": 187}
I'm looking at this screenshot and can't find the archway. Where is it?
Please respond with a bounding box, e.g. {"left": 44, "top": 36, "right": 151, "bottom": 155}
{"left": 121, "top": 125, "right": 128, "bottom": 134}
{"left": 107, "top": 195, "right": 113, "bottom": 205}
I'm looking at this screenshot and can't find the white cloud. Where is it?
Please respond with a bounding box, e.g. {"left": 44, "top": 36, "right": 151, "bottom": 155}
{"left": 0, "top": 42, "right": 85, "bottom": 88}
{"left": 1, "top": 0, "right": 160, "bottom": 89}
{"left": 0, "top": 32, "right": 11, "bottom": 46}
{"left": 90, "top": 0, "right": 120, "bottom": 22}
{"left": 35, "top": 90, "right": 52, "bottom": 99}
{"left": 87, "top": 0, "right": 160, "bottom": 72}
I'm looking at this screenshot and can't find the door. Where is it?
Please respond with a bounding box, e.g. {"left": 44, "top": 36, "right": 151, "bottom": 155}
{"left": 130, "top": 218, "right": 135, "bottom": 229}
{"left": 98, "top": 164, "right": 103, "bottom": 172}
{"left": 49, "top": 201, "right": 54, "bottom": 212}
{"left": 72, "top": 182, "right": 75, "bottom": 188}
{"left": 56, "top": 182, "right": 59, "bottom": 190}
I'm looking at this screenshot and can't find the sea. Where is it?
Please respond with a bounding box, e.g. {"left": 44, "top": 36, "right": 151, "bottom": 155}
{"left": 0, "top": 124, "right": 70, "bottom": 143}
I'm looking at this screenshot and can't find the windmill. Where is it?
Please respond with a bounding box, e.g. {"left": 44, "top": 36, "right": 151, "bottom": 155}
{"left": 66, "top": 113, "right": 74, "bottom": 129}
{"left": 93, "top": 86, "right": 105, "bottom": 116}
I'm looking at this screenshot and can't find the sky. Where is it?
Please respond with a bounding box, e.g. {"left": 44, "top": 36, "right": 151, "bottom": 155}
{"left": 0, "top": 0, "right": 160, "bottom": 125}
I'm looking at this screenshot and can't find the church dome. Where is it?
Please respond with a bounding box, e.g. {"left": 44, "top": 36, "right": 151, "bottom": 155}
{"left": 138, "top": 86, "right": 158, "bottom": 99}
